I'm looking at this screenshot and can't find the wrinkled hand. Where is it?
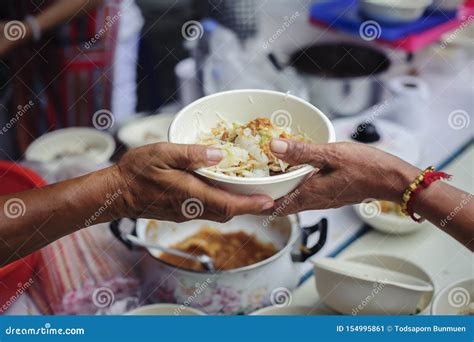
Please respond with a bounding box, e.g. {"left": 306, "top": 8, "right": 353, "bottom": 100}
{"left": 113, "top": 143, "right": 274, "bottom": 222}
{"left": 266, "top": 139, "right": 420, "bottom": 215}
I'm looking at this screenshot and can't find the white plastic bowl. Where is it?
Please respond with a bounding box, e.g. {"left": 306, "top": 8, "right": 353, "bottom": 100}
{"left": 250, "top": 305, "right": 334, "bottom": 315}
{"left": 25, "top": 127, "right": 115, "bottom": 169}
{"left": 118, "top": 113, "right": 175, "bottom": 148}
{"left": 360, "top": 0, "right": 433, "bottom": 24}
{"left": 168, "top": 89, "right": 335, "bottom": 199}
{"left": 354, "top": 202, "right": 421, "bottom": 235}
{"left": 432, "top": 278, "right": 473, "bottom": 315}
{"left": 125, "top": 303, "right": 206, "bottom": 316}
{"left": 314, "top": 255, "right": 434, "bottom": 315}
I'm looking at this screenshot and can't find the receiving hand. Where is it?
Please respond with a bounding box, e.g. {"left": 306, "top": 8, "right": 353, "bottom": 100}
{"left": 266, "top": 139, "right": 420, "bottom": 215}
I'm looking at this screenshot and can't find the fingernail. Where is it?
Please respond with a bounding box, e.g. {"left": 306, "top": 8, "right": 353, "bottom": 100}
{"left": 206, "top": 148, "right": 224, "bottom": 164}
{"left": 271, "top": 139, "right": 288, "bottom": 154}
{"left": 261, "top": 201, "right": 274, "bottom": 211}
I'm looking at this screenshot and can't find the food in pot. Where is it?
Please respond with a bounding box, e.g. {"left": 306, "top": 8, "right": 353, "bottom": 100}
{"left": 159, "top": 226, "right": 277, "bottom": 271}
{"left": 197, "top": 117, "right": 311, "bottom": 177}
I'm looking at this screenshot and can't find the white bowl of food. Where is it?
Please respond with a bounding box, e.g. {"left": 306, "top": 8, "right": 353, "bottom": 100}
{"left": 354, "top": 200, "right": 421, "bottom": 234}
{"left": 314, "top": 254, "right": 434, "bottom": 315}
{"left": 25, "top": 127, "right": 115, "bottom": 169}
{"left": 126, "top": 303, "right": 206, "bottom": 316}
{"left": 168, "top": 89, "right": 335, "bottom": 199}
{"left": 360, "top": 0, "right": 433, "bottom": 24}
{"left": 432, "top": 278, "right": 474, "bottom": 315}
{"left": 118, "top": 113, "right": 175, "bottom": 148}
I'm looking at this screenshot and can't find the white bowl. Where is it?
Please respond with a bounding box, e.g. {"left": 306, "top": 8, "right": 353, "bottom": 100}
{"left": 125, "top": 303, "right": 206, "bottom": 316}
{"left": 360, "top": 0, "right": 433, "bottom": 24}
{"left": 250, "top": 305, "right": 334, "bottom": 315}
{"left": 314, "top": 255, "right": 434, "bottom": 315}
{"left": 118, "top": 113, "right": 175, "bottom": 148}
{"left": 432, "top": 278, "right": 473, "bottom": 315}
{"left": 168, "top": 89, "right": 335, "bottom": 199}
{"left": 25, "top": 127, "right": 115, "bottom": 168}
{"left": 354, "top": 202, "right": 421, "bottom": 235}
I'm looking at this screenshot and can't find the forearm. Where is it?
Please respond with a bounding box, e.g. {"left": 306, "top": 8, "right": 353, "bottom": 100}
{"left": 412, "top": 182, "right": 473, "bottom": 250}
{"left": 385, "top": 164, "right": 473, "bottom": 250}
{"left": 0, "top": 165, "right": 124, "bottom": 266}
{"left": 28, "top": 0, "right": 103, "bottom": 35}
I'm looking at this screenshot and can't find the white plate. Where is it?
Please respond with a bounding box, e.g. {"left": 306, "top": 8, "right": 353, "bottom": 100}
{"left": 118, "top": 113, "right": 175, "bottom": 148}
{"left": 25, "top": 127, "right": 115, "bottom": 169}
{"left": 432, "top": 278, "right": 474, "bottom": 315}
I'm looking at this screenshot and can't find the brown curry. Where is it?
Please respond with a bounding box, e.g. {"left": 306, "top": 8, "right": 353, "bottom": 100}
{"left": 159, "top": 226, "right": 277, "bottom": 271}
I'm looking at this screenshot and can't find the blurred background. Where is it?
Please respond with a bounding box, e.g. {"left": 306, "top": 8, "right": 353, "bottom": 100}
{"left": 0, "top": 0, "right": 472, "bottom": 316}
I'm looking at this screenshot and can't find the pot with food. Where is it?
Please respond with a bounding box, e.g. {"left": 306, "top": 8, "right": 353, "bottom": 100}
{"left": 110, "top": 215, "right": 327, "bottom": 314}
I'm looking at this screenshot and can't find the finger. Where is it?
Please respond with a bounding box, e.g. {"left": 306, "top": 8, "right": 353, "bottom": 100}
{"left": 157, "top": 143, "right": 223, "bottom": 170}
{"left": 270, "top": 139, "right": 329, "bottom": 168}
{"left": 261, "top": 185, "right": 313, "bottom": 217}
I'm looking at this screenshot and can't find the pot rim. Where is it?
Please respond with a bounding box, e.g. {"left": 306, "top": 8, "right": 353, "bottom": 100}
{"left": 139, "top": 214, "right": 301, "bottom": 275}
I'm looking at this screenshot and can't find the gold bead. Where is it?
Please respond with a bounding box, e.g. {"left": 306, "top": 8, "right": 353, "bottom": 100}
{"left": 416, "top": 175, "right": 424, "bottom": 182}
{"left": 409, "top": 183, "right": 417, "bottom": 191}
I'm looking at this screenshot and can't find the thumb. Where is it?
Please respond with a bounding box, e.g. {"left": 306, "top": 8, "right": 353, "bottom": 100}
{"left": 156, "top": 143, "right": 223, "bottom": 170}
{"left": 270, "top": 139, "right": 328, "bottom": 168}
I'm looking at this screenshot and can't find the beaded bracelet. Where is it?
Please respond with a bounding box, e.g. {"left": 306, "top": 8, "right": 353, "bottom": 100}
{"left": 401, "top": 166, "right": 452, "bottom": 222}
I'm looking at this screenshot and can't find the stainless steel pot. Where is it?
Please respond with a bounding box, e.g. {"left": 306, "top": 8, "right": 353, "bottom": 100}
{"left": 110, "top": 215, "right": 327, "bottom": 314}
{"left": 290, "top": 43, "right": 391, "bottom": 117}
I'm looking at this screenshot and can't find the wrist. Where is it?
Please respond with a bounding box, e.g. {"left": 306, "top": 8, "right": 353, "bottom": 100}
{"left": 384, "top": 162, "right": 420, "bottom": 204}
{"left": 106, "top": 164, "right": 135, "bottom": 220}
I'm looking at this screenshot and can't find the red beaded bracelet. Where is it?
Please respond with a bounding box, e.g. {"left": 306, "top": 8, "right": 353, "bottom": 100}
{"left": 403, "top": 168, "right": 452, "bottom": 222}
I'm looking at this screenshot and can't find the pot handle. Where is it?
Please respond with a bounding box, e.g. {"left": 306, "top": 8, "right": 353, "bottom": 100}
{"left": 109, "top": 218, "right": 137, "bottom": 250}
{"left": 296, "top": 218, "right": 328, "bottom": 262}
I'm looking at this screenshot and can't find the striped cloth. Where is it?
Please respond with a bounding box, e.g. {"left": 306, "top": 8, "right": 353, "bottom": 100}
{"left": 28, "top": 223, "right": 141, "bottom": 315}
{"left": 3, "top": 0, "right": 120, "bottom": 154}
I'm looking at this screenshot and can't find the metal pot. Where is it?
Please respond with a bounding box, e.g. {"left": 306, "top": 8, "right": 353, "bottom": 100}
{"left": 290, "top": 43, "right": 391, "bottom": 117}
{"left": 110, "top": 215, "right": 327, "bottom": 314}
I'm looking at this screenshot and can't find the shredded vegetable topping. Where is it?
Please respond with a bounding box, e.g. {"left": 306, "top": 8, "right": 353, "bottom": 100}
{"left": 198, "top": 117, "right": 311, "bottom": 177}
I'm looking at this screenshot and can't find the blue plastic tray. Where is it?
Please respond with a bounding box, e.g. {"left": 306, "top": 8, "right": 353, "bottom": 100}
{"left": 310, "top": 0, "right": 457, "bottom": 42}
